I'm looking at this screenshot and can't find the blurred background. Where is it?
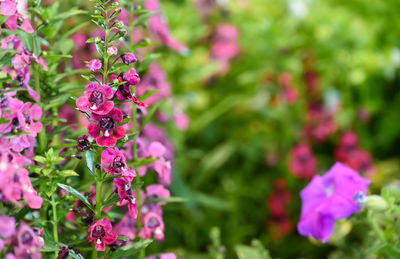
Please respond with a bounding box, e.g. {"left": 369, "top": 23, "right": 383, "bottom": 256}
{"left": 155, "top": 0, "right": 400, "bottom": 258}
{"left": 58, "top": 0, "right": 400, "bottom": 257}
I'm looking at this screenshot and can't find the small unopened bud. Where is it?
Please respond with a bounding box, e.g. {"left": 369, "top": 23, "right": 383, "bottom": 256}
{"left": 94, "top": 37, "right": 101, "bottom": 44}
{"left": 366, "top": 195, "right": 388, "bottom": 211}
{"left": 116, "top": 21, "right": 124, "bottom": 29}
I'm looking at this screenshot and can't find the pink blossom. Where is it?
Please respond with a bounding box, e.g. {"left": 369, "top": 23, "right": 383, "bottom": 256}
{"left": 0, "top": 0, "right": 17, "bottom": 16}
{"left": 122, "top": 53, "right": 137, "bottom": 64}
{"left": 107, "top": 46, "right": 118, "bottom": 56}
{"left": 211, "top": 23, "right": 240, "bottom": 61}
{"left": 76, "top": 82, "right": 114, "bottom": 115}
{"left": 88, "top": 59, "right": 102, "bottom": 72}
{"left": 288, "top": 144, "right": 317, "bottom": 180}
{"left": 87, "top": 108, "right": 126, "bottom": 147}
{"left": 145, "top": 184, "right": 170, "bottom": 206}
{"left": 139, "top": 212, "right": 164, "bottom": 241}
{"left": 114, "top": 214, "right": 137, "bottom": 240}
{"left": 87, "top": 218, "right": 117, "bottom": 251}
{"left": 14, "top": 223, "right": 42, "bottom": 258}
{"left": 0, "top": 216, "right": 16, "bottom": 239}
{"left": 114, "top": 177, "right": 138, "bottom": 219}
{"left": 173, "top": 112, "right": 189, "bottom": 130}
{"left": 113, "top": 74, "right": 146, "bottom": 107}
{"left": 101, "top": 148, "right": 128, "bottom": 175}
{"left": 124, "top": 67, "right": 141, "bottom": 85}
{"left": 137, "top": 62, "right": 170, "bottom": 106}
{"left": 144, "top": 0, "right": 187, "bottom": 53}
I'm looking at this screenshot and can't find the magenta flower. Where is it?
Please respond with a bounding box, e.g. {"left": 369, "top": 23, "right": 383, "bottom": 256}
{"left": 87, "top": 108, "right": 126, "bottom": 147}
{"left": 101, "top": 147, "right": 127, "bottom": 175}
{"left": 1, "top": 0, "right": 33, "bottom": 33}
{"left": 148, "top": 142, "right": 172, "bottom": 185}
{"left": 76, "top": 82, "right": 114, "bottom": 115}
{"left": 114, "top": 214, "right": 137, "bottom": 240}
{"left": 173, "top": 112, "right": 189, "bottom": 131}
{"left": 88, "top": 59, "right": 102, "bottom": 72}
{"left": 211, "top": 23, "right": 240, "bottom": 61}
{"left": 121, "top": 53, "right": 137, "bottom": 64}
{"left": 87, "top": 218, "right": 117, "bottom": 251}
{"left": 145, "top": 184, "right": 170, "bottom": 206}
{"left": 114, "top": 176, "right": 138, "bottom": 219}
{"left": 288, "top": 144, "right": 317, "bottom": 180}
{"left": 139, "top": 212, "right": 164, "bottom": 241}
{"left": 112, "top": 74, "right": 146, "bottom": 107}
{"left": 124, "top": 67, "right": 140, "bottom": 85}
{"left": 148, "top": 253, "right": 177, "bottom": 259}
{"left": 14, "top": 223, "right": 42, "bottom": 259}
{"left": 297, "top": 162, "right": 370, "bottom": 242}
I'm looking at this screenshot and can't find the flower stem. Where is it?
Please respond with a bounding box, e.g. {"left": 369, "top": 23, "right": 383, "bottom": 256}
{"left": 51, "top": 194, "right": 59, "bottom": 258}
{"left": 367, "top": 215, "right": 386, "bottom": 243}
{"left": 96, "top": 170, "right": 102, "bottom": 219}
{"left": 132, "top": 104, "right": 142, "bottom": 235}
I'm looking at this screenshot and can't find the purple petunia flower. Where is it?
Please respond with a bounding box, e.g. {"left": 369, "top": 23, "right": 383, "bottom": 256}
{"left": 297, "top": 162, "right": 370, "bottom": 242}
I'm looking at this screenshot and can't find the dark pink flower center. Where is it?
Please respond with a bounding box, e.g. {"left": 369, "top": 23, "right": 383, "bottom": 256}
{"left": 89, "top": 91, "right": 104, "bottom": 108}
{"left": 21, "top": 231, "right": 33, "bottom": 245}
{"left": 99, "top": 117, "right": 115, "bottom": 136}
{"left": 0, "top": 94, "right": 8, "bottom": 108}
{"left": 11, "top": 118, "right": 21, "bottom": 131}
{"left": 112, "top": 156, "right": 125, "bottom": 170}
{"left": 147, "top": 217, "right": 160, "bottom": 228}
{"left": 92, "top": 225, "right": 105, "bottom": 239}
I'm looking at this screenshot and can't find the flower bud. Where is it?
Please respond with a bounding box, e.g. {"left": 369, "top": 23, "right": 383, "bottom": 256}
{"left": 366, "top": 195, "right": 388, "bottom": 211}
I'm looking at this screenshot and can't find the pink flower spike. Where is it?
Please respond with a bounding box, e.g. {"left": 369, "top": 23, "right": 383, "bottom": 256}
{"left": 88, "top": 59, "right": 102, "bottom": 72}
{"left": 87, "top": 218, "right": 117, "bottom": 251}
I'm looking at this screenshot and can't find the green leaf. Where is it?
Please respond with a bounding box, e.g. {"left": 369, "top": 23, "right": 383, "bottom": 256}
{"left": 131, "top": 181, "right": 144, "bottom": 190}
{"left": 102, "top": 193, "right": 120, "bottom": 208}
{"left": 137, "top": 53, "right": 161, "bottom": 73}
{"left": 131, "top": 157, "right": 156, "bottom": 167}
{"left": 33, "top": 156, "right": 46, "bottom": 164}
{"left": 59, "top": 170, "right": 79, "bottom": 177}
{"left": 144, "top": 196, "right": 187, "bottom": 204}
{"left": 235, "top": 244, "right": 271, "bottom": 259}
{"left": 132, "top": 11, "right": 156, "bottom": 27}
{"left": 50, "top": 9, "right": 87, "bottom": 23}
{"left": 85, "top": 150, "right": 97, "bottom": 174}
{"left": 110, "top": 239, "right": 153, "bottom": 259}
{"left": 57, "top": 183, "right": 93, "bottom": 210}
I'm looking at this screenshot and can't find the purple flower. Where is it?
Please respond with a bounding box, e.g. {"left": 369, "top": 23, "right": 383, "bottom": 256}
{"left": 87, "top": 218, "right": 117, "bottom": 251}
{"left": 88, "top": 59, "right": 102, "bottom": 72}
{"left": 297, "top": 162, "right": 370, "bottom": 242}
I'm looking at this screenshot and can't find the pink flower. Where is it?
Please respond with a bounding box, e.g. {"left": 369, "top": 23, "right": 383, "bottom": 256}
{"left": 101, "top": 148, "right": 128, "bottom": 175}
{"left": 144, "top": 0, "right": 187, "bottom": 53}
{"left": 14, "top": 223, "right": 42, "bottom": 258}
{"left": 0, "top": 216, "right": 16, "bottom": 240}
{"left": 139, "top": 212, "right": 164, "bottom": 241}
{"left": 145, "top": 184, "right": 170, "bottom": 206}
{"left": 114, "top": 177, "right": 138, "bottom": 219}
{"left": 76, "top": 82, "right": 114, "bottom": 115}
{"left": 173, "top": 112, "right": 189, "bottom": 131}
{"left": 107, "top": 46, "right": 118, "bottom": 56}
{"left": 211, "top": 23, "right": 240, "bottom": 61}
{"left": 87, "top": 218, "right": 117, "bottom": 251}
{"left": 304, "top": 102, "right": 337, "bottom": 142}
{"left": 88, "top": 59, "right": 102, "bottom": 72}
{"left": 124, "top": 68, "right": 140, "bottom": 85}
{"left": 113, "top": 74, "right": 146, "bottom": 107}
{"left": 122, "top": 53, "right": 137, "bottom": 64}
{"left": 0, "top": 0, "right": 17, "bottom": 16}
{"left": 288, "top": 144, "right": 317, "bottom": 180}
{"left": 148, "top": 142, "right": 172, "bottom": 185}
{"left": 87, "top": 108, "right": 126, "bottom": 147}
{"left": 114, "top": 214, "right": 137, "bottom": 240}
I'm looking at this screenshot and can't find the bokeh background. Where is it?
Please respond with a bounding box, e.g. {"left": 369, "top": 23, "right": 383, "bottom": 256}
{"left": 154, "top": 0, "right": 400, "bottom": 258}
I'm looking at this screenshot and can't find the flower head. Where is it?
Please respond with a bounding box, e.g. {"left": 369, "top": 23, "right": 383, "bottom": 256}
{"left": 87, "top": 218, "right": 117, "bottom": 251}
{"left": 297, "top": 162, "right": 370, "bottom": 242}
{"left": 123, "top": 68, "right": 140, "bottom": 85}
{"left": 122, "top": 53, "right": 137, "bottom": 64}
{"left": 101, "top": 148, "right": 127, "bottom": 175}
{"left": 140, "top": 212, "right": 164, "bottom": 242}
{"left": 88, "top": 59, "right": 102, "bottom": 72}
{"left": 87, "top": 108, "right": 126, "bottom": 147}
{"left": 76, "top": 82, "right": 114, "bottom": 115}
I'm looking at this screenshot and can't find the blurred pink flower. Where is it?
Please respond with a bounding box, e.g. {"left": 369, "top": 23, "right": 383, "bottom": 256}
{"left": 288, "top": 143, "right": 317, "bottom": 180}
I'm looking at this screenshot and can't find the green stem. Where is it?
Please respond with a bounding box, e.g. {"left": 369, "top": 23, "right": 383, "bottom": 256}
{"left": 96, "top": 171, "right": 102, "bottom": 219}
{"left": 51, "top": 194, "right": 59, "bottom": 258}
{"left": 367, "top": 216, "right": 386, "bottom": 243}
